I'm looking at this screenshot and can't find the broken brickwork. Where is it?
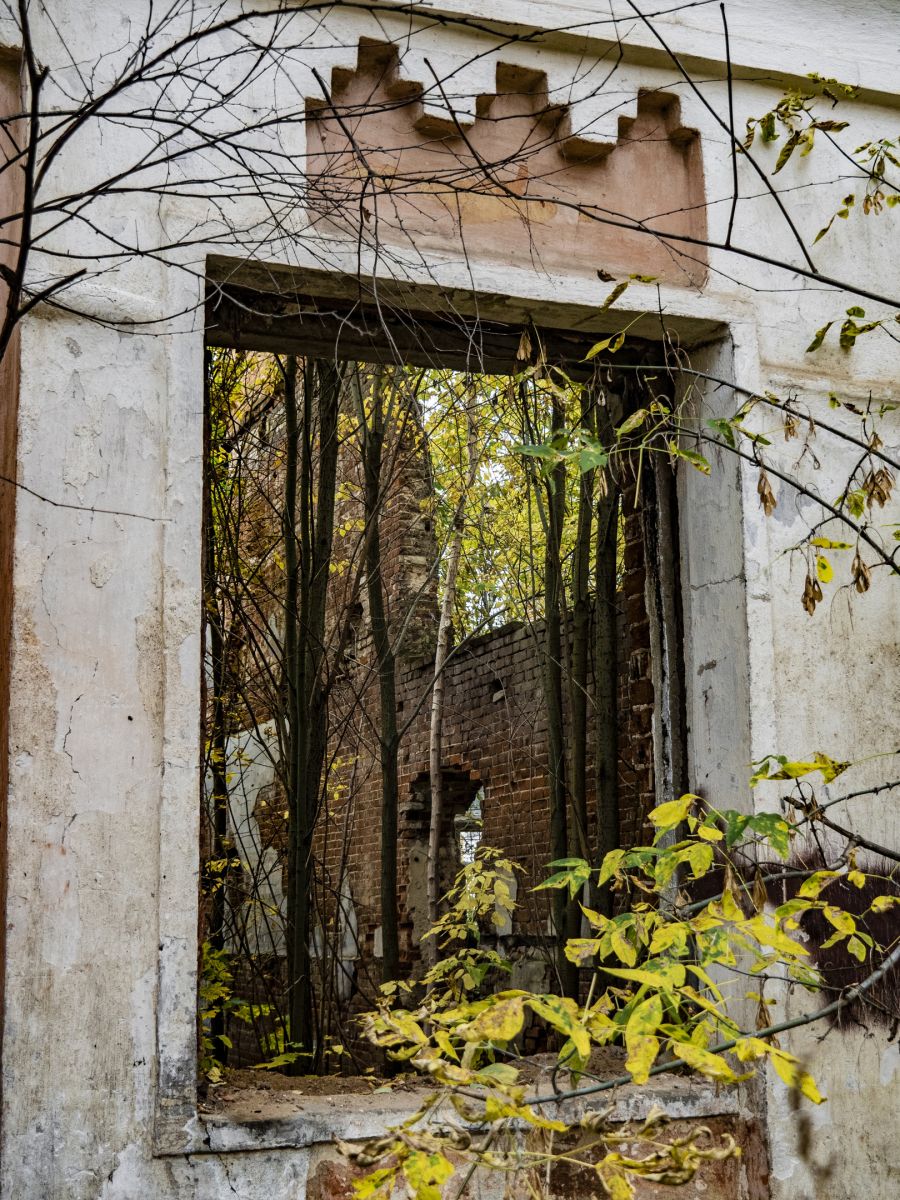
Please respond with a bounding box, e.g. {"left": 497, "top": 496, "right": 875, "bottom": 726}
{"left": 318, "top": 465, "right": 655, "bottom": 985}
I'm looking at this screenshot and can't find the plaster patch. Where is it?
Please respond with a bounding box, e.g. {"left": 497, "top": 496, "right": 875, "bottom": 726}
{"left": 90, "top": 554, "right": 115, "bottom": 588}
{"left": 135, "top": 608, "right": 164, "bottom": 728}
{"left": 880, "top": 1040, "right": 899, "bottom": 1086}
{"left": 38, "top": 818, "right": 81, "bottom": 970}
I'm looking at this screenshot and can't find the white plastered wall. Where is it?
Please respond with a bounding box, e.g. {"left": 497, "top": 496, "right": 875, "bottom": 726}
{"left": 1, "top": 2, "right": 899, "bottom": 1197}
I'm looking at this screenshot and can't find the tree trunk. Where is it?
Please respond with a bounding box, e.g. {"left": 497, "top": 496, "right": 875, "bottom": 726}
{"left": 594, "top": 398, "right": 620, "bottom": 918}
{"left": 543, "top": 393, "right": 579, "bottom": 998}
{"left": 425, "top": 399, "right": 478, "bottom": 965}
{"left": 283, "top": 356, "right": 313, "bottom": 1063}
{"left": 285, "top": 358, "right": 343, "bottom": 1069}
{"left": 356, "top": 368, "right": 402, "bottom": 985}
{"left": 203, "top": 349, "right": 233, "bottom": 1061}
{"left": 566, "top": 395, "right": 594, "bottom": 930}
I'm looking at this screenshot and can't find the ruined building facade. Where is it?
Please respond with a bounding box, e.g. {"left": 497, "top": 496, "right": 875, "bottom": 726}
{"left": 1, "top": 3, "right": 899, "bottom": 1198}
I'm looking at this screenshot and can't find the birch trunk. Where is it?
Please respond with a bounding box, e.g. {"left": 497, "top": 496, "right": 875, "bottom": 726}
{"left": 425, "top": 398, "right": 478, "bottom": 966}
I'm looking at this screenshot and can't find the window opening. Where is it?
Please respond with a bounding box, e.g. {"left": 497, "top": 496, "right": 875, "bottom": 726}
{"left": 455, "top": 787, "right": 484, "bottom": 865}
{"left": 200, "top": 301, "right": 663, "bottom": 1082}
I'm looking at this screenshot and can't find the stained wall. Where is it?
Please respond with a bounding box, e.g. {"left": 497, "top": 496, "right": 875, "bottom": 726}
{"left": 1, "top": 2, "right": 899, "bottom": 1197}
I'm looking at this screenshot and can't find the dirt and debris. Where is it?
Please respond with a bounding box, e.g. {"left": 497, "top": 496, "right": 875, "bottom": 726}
{"left": 200, "top": 1048, "right": 634, "bottom": 1116}
{"left": 200, "top": 1066, "right": 430, "bottom": 1113}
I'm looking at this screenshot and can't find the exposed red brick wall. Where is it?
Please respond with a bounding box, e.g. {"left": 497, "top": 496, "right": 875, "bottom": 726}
{"left": 318, "top": 471, "right": 654, "bottom": 981}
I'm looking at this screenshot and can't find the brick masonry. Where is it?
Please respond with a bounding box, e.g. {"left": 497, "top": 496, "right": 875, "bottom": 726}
{"left": 317, "top": 460, "right": 654, "bottom": 981}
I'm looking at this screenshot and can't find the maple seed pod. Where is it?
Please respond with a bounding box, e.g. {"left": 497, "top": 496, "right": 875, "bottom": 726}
{"left": 863, "top": 466, "right": 894, "bottom": 509}
{"left": 802, "top": 575, "right": 818, "bottom": 615}
{"left": 757, "top": 469, "right": 777, "bottom": 516}
{"left": 852, "top": 552, "right": 871, "bottom": 593}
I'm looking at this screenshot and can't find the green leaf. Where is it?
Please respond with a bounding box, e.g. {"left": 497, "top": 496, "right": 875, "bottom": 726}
{"left": 616, "top": 408, "right": 648, "bottom": 438}
{"left": 668, "top": 441, "right": 711, "bottom": 474}
{"left": 774, "top": 130, "right": 802, "bottom": 173}
{"left": 577, "top": 445, "right": 609, "bottom": 472}
{"left": 534, "top": 858, "right": 592, "bottom": 898}
{"left": 721, "top": 810, "right": 753, "bottom": 848}
{"left": 806, "top": 322, "right": 833, "bottom": 353}
{"left": 514, "top": 442, "right": 557, "bottom": 461}
{"left": 746, "top": 813, "right": 793, "bottom": 858}
{"left": 760, "top": 111, "right": 778, "bottom": 142}
{"left": 706, "top": 417, "right": 736, "bottom": 448}
{"left": 814, "top": 214, "right": 836, "bottom": 243}
{"left": 584, "top": 331, "right": 626, "bottom": 360}
{"left": 476, "top": 1061, "right": 519, "bottom": 1086}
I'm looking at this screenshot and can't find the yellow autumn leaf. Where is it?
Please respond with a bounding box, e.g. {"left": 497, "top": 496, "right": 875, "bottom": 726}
{"left": 459, "top": 995, "right": 524, "bottom": 1043}
{"left": 846, "top": 935, "right": 868, "bottom": 962}
{"left": 697, "top": 822, "right": 724, "bottom": 842}
{"left": 734, "top": 1036, "right": 770, "bottom": 1064}
{"left": 812, "top": 751, "right": 851, "bottom": 783}
{"left": 798, "top": 870, "right": 840, "bottom": 899}
{"left": 672, "top": 1041, "right": 746, "bottom": 1083}
{"left": 403, "top": 1149, "right": 455, "bottom": 1200}
{"left": 648, "top": 793, "right": 698, "bottom": 830}
{"left": 527, "top": 995, "right": 577, "bottom": 1035}
{"left": 709, "top": 887, "right": 744, "bottom": 923}
{"left": 434, "top": 1030, "right": 458, "bottom": 1061}
{"left": 769, "top": 1048, "right": 824, "bottom": 1104}
{"left": 600, "top": 1170, "right": 635, "bottom": 1200}
{"left": 625, "top": 994, "right": 662, "bottom": 1084}
{"left": 823, "top": 905, "right": 856, "bottom": 935}
{"left": 484, "top": 1095, "right": 566, "bottom": 1132}
{"left": 602, "top": 963, "right": 686, "bottom": 990}
{"left": 610, "top": 927, "right": 638, "bottom": 967}
{"left": 816, "top": 553, "right": 833, "bottom": 582}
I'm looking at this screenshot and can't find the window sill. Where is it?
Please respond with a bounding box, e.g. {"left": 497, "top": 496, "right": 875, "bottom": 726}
{"left": 160, "top": 1073, "right": 743, "bottom": 1157}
